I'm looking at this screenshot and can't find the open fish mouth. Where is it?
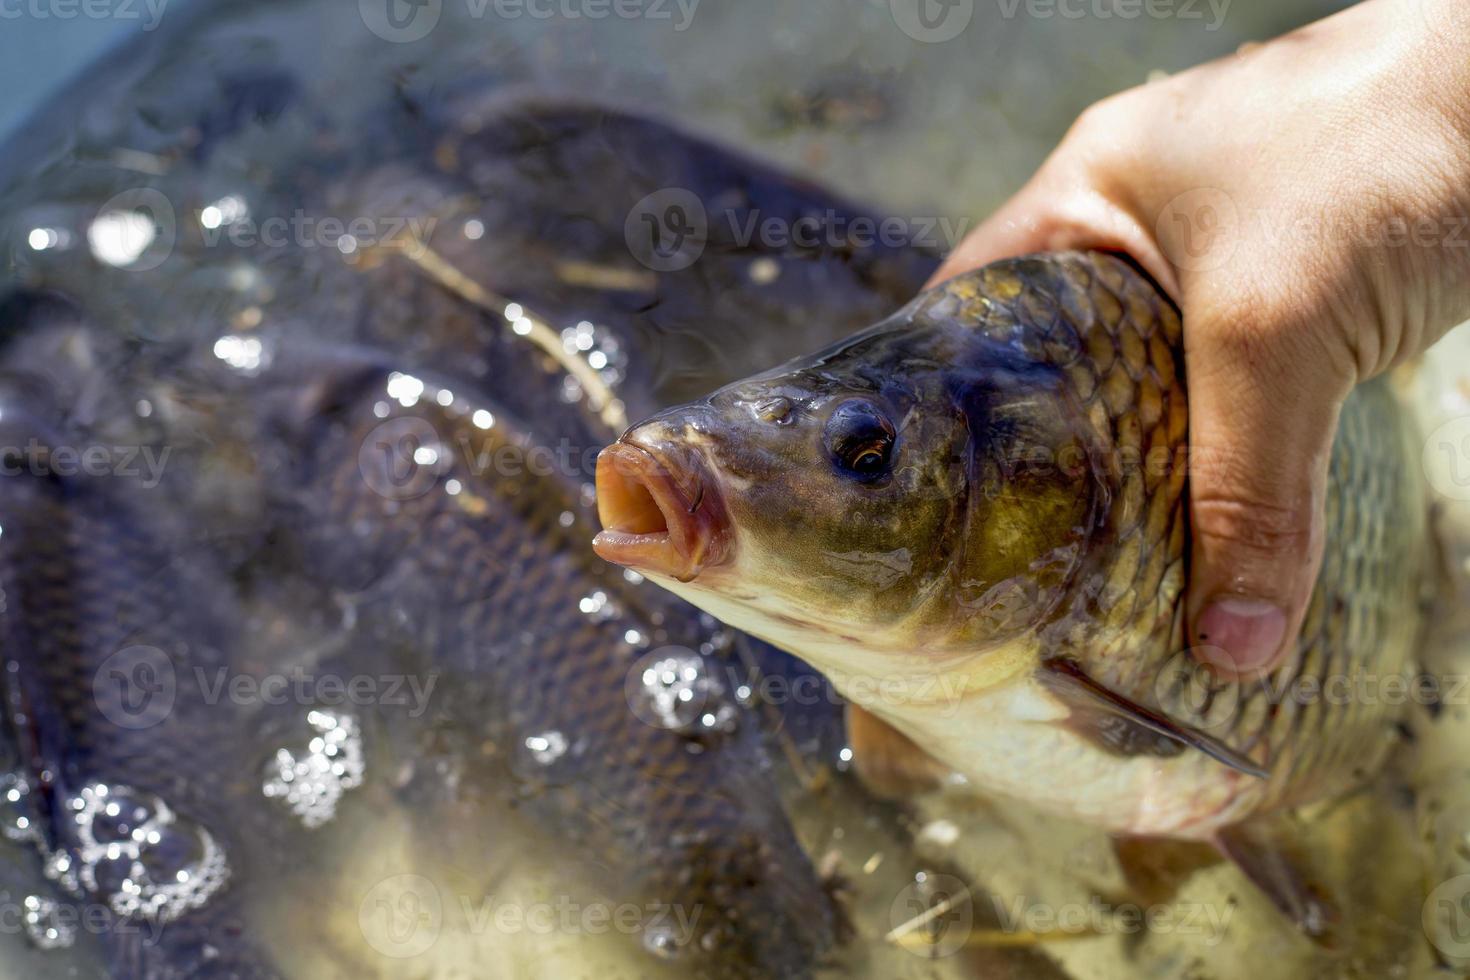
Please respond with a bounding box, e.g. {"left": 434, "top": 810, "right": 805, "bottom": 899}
{"left": 593, "top": 439, "right": 732, "bottom": 582}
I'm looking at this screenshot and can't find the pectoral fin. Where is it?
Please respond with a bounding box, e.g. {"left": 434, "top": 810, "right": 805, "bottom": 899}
{"left": 1111, "top": 835, "right": 1223, "bottom": 907}
{"left": 1039, "top": 658, "right": 1268, "bottom": 779}
{"left": 844, "top": 704, "right": 953, "bottom": 799}
{"left": 1213, "top": 818, "right": 1339, "bottom": 946}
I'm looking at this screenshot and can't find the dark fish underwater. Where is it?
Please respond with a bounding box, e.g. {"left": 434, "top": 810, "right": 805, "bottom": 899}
{"left": 0, "top": 11, "right": 990, "bottom": 974}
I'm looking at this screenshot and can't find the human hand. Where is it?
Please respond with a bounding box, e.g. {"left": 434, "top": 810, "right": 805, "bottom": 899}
{"left": 930, "top": 0, "right": 1470, "bottom": 679}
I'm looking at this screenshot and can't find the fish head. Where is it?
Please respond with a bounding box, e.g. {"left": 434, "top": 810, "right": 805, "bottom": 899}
{"left": 594, "top": 269, "right": 1114, "bottom": 689}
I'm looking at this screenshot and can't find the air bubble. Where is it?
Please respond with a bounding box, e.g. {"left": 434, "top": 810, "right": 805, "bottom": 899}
{"left": 59, "top": 783, "right": 229, "bottom": 923}
{"left": 262, "top": 710, "right": 365, "bottom": 829}
{"left": 22, "top": 896, "right": 75, "bottom": 950}
{"left": 523, "top": 731, "right": 569, "bottom": 766}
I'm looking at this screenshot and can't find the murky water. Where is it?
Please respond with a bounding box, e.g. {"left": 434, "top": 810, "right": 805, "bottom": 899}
{"left": 4, "top": 0, "right": 1469, "bottom": 977}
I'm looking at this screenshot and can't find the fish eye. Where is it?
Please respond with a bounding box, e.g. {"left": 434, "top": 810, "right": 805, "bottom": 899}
{"left": 823, "top": 399, "right": 895, "bottom": 481}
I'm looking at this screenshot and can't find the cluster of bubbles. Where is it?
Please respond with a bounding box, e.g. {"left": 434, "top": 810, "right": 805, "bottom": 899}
{"left": 22, "top": 896, "right": 74, "bottom": 950}
{"left": 5, "top": 771, "right": 232, "bottom": 949}
{"left": 262, "top": 710, "right": 365, "bottom": 829}
{"left": 522, "top": 730, "right": 571, "bottom": 767}
{"left": 65, "top": 782, "right": 231, "bottom": 923}
{"left": 2, "top": 771, "right": 38, "bottom": 844}
{"left": 559, "top": 320, "right": 628, "bottom": 390}
{"left": 625, "top": 648, "right": 740, "bottom": 739}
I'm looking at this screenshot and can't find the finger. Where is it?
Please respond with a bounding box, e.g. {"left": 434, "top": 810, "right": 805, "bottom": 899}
{"left": 927, "top": 189, "right": 1058, "bottom": 287}
{"left": 1182, "top": 300, "right": 1354, "bottom": 681}
{"left": 927, "top": 170, "right": 1179, "bottom": 295}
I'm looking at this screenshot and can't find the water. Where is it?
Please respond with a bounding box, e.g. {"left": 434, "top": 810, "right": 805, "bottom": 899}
{"left": 5, "top": 1, "right": 1469, "bottom": 978}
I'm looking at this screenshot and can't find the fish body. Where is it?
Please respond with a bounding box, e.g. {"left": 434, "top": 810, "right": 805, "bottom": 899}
{"left": 594, "top": 251, "right": 1426, "bottom": 840}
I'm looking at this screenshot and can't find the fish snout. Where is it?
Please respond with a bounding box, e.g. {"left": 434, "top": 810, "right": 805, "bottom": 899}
{"left": 592, "top": 422, "right": 733, "bottom": 583}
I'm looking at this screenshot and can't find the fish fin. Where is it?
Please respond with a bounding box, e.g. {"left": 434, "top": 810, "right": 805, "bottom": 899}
{"left": 1212, "top": 819, "right": 1340, "bottom": 946}
{"left": 1111, "top": 835, "right": 1223, "bottom": 907}
{"left": 845, "top": 704, "right": 952, "bottom": 799}
{"left": 1039, "top": 658, "right": 1269, "bottom": 779}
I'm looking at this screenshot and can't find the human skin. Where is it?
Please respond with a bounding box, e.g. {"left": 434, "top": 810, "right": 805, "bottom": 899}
{"left": 929, "top": 0, "right": 1470, "bottom": 679}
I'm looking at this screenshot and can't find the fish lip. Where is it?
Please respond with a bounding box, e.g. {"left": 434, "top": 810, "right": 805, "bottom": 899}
{"left": 592, "top": 439, "right": 732, "bottom": 583}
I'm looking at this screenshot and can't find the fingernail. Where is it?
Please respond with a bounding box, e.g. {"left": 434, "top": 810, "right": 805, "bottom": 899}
{"left": 1195, "top": 598, "right": 1288, "bottom": 675}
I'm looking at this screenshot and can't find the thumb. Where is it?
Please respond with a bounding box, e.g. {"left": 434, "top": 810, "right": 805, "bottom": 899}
{"left": 1183, "top": 308, "right": 1353, "bottom": 681}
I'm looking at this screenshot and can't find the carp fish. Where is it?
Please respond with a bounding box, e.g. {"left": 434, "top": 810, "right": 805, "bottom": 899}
{"left": 593, "top": 250, "right": 1427, "bottom": 937}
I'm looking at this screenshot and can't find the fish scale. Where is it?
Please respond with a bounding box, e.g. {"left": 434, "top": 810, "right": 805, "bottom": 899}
{"left": 946, "top": 252, "right": 1424, "bottom": 826}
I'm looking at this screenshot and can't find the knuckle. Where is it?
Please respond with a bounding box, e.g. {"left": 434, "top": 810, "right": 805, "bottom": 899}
{"left": 1190, "top": 493, "right": 1315, "bottom": 558}
{"left": 1065, "top": 94, "right": 1131, "bottom": 148}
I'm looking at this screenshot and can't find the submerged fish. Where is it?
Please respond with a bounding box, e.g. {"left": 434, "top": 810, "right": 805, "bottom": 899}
{"left": 0, "top": 71, "right": 945, "bottom": 974}
{"left": 594, "top": 251, "right": 1427, "bottom": 935}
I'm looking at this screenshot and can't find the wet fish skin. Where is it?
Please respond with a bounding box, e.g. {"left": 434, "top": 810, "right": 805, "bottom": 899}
{"left": 597, "top": 250, "right": 1425, "bottom": 838}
